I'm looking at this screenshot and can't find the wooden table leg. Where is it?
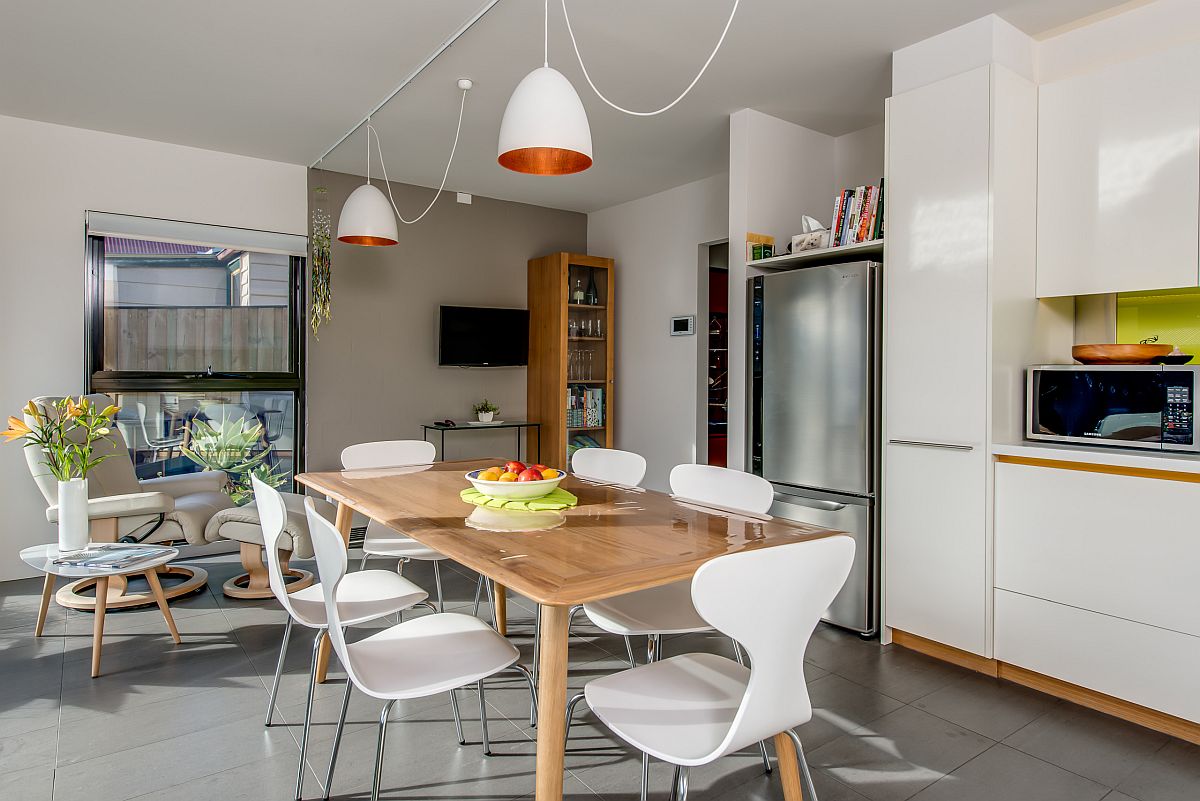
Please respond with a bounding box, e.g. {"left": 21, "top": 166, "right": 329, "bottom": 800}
{"left": 35, "top": 573, "right": 55, "bottom": 637}
{"left": 317, "top": 500, "right": 355, "bottom": 683}
{"left": 774, "top": 732, "right": 806, "bottom": 801}
{"left": 145, "top": 570, "right": 181, "bottom": 644}
{"left": 91, "top": 576, "right": 109, "bottom": 678}
{"left": 494, "top": 584, "right": 508, "bottom": 636}
{"left": 535, "top": 604, "right": 570, "bottom": 801}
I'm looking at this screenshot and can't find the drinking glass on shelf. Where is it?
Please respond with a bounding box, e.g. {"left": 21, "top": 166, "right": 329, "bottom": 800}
{"left": 569, "top": 318, "right": 578, "bottom": 338}
{"left": 585, "top": 350, "right": 593, "bottom": 380}
{"left": 595, "top": 318, "right": 604, "bottom": 338}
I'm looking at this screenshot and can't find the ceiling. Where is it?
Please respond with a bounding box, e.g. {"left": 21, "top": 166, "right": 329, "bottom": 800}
{"left": 0, "top": 0, "right": 1131, "bottom": 212}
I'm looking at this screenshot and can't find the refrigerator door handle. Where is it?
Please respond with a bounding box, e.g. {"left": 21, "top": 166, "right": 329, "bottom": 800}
{"left": 774, "top": 493, "right": 847, "bottom": 512}
{"left": 887, "top": 439, "right": 974, "bottom": 451}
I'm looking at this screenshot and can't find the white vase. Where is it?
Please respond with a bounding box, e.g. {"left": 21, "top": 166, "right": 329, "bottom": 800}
{"left": 57, "top": 478, "right": 90, "bottom": 554}
{"left": 477, "top": 411, "right": 494, "bottom": 423}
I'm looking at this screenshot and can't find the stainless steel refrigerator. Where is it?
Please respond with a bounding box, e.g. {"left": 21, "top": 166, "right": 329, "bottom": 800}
{"left": 750, "top": 261, "right": 880, "bottom": 635}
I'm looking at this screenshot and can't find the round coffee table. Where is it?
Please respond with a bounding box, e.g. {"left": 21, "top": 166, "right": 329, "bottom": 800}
{"left": 20, "top": 544, "right": 183, "bottom": 677}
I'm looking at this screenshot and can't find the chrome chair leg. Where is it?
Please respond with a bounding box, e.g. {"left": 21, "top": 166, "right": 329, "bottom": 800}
{"left": 564, "top": 691, "right": 586, "bottom": 743}
{"left": 730, "top": 639, "right": 772, "bottom": 774}
{"left": 784, "top": 728, "right": 819, "bottom": 801}
{"left": 472, "top": 574, "right": 484, "bottom": 615}
{"left": 624, "top": 635, "right": 637, "bottom": 666}
{"left": 370, "top": 700, "right": 398, "bottom": 801}
{"left": 359, "top": 552, "right": 369, "bottom": 571}
{"left": 322, "top": 678, "right": 354, "bottom": 800}
{"left": 640, "top": 752, "right": 650, "bottom": 801}
{"left": 567, "top": 603, "right": 585, "bottom": 628}
{"left": 432, "top": 560, "right": 445, "bottom": 612}
{"left": 504, "top": 663, "right": 539, "bottom": 727}
{"left": 483, "top": 578, "right": 498, "bottom": 630}
{"left": 295, "top": 628, "right": 325, "bottom": 801}
{"left": 265, "top": 616, "right": 293, "bottom": 726}
{"left": 450, "top": 688, "right": 466, "bottom": 744}
{"left": 670, "top": 765, "right": 682, "bottom": 801}
{"left": 477, "top": 679, "right": 492, "bottom": 756}
{"left": 647, "top": 633, "right": 661, "bottom": 663}
{"left": 675, "top": 765, "right": 690, "bottom": 801}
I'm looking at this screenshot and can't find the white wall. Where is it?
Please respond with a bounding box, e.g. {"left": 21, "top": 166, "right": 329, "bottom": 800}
{"left": 835, "top": 124, "right": 886, "bottom": 190}
{"left": 587, "top": 173, "right": 728, "bottom": 490}
{"left": 0, "top": 114, "right": 306, "bottom": 580}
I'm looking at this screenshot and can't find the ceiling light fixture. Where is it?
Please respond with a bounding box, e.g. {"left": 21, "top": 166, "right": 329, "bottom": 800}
{"left": 498, "top": 0, "right": 739, "bottom": 177}
{"left": 337, "top": 79, "right": 473, "bottom": 246}
{"left": 498, "top": 0, "right": 592, "bottom": 175}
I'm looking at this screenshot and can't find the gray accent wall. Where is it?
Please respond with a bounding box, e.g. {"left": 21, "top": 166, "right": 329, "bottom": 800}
{"left": 305, "top": 170, "right": 586, "bottom": 471}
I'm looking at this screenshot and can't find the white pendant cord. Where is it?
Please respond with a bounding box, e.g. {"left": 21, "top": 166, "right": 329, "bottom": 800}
{"left": 561, "top": 0, "right": 739, "bottom": 117}
{"left": 544, "top": 0, "right": 550, "bottom": 67}
{"left": 366, "top": 87, "right": 468, "bottom": 226}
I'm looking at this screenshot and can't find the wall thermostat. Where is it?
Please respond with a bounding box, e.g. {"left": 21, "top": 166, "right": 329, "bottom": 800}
{"left": 670, "top": 315, "right": 695, "bottom": 336}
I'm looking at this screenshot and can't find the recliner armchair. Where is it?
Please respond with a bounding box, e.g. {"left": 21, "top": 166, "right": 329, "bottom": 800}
{"left": 24, "top": 394, "right": 236, "bottom": 610}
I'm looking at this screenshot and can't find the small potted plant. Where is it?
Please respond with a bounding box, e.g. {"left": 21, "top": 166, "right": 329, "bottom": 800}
{"left": 4, "top": 397, "right": 120, "bottom": 553}
{"left": 472, "top": 399, "right": 499, "bottom": 423}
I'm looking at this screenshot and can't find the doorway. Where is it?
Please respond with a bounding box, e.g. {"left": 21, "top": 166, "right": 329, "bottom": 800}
{"left": 703, "top": 242, "right": 728, "bottom": 466}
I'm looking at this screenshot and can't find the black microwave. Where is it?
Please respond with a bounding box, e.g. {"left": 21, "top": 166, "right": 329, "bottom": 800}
{"left": 1027, "top": 365, "right": 1200, "bottom": 452}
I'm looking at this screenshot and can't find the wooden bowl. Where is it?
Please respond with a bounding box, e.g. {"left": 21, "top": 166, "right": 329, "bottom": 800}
{"left": 1072, "top": 344, "right": 1173, "bottom": 364}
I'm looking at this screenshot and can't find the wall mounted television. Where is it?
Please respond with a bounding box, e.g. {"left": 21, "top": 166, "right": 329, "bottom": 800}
{"left": 438, "top": 305, "right": 529, "bottom": 367}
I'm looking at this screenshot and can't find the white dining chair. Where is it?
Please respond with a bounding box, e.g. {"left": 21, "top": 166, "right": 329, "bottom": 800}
{"left": 304, "top": 498, "right": 539, "bottom": 801}
{"left": 565, "top": 463, "right": 777, "bottom": 799}
{"left": 340, "top": 440, "right": 456, "bottom": 607}
{"left": 253, "top": 476, "right": 433, "bottom": 801}
{"left": 571, "top": 447, "right": 647, "bottom": 486}
{"left": 583, "top": 535, "right": 856, "bottom": 801}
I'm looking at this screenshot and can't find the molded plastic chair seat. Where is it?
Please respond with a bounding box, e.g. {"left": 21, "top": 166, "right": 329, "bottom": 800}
{"left": 586, "top": 652, "right": 749, "bottom": 764}
{"left": 354, "top": 531, "right": 445, "bottom": 562}
{"left": 345, "top": 612, "right": 521, "bottom": 700}
{"left": 583, "top": 580, "right": 709, "bottom": 635}
{"left": 287, "top": 570, "right": 428, "bottom": 627}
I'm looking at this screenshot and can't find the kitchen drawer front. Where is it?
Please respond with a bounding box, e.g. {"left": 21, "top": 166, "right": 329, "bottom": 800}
{"left": 995, "top": 589, "right": 1200, "bottom": 724}
{"left": 884, "top": 443, "right": 987, "bottom": 655}
{"left": 995, "top": 461, "right": 1200, "bottom": 637}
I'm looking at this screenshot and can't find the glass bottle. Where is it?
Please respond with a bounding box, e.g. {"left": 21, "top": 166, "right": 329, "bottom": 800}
{"left": 572, "top": 277, "right": 585, "bottom": 304}
{"left": 584, "top": 270, "right": 599, "bottom": 305}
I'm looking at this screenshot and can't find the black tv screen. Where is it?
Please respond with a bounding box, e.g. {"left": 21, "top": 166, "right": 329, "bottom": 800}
{"left": 438, "top": 305, "right": 529, "bottom": 367}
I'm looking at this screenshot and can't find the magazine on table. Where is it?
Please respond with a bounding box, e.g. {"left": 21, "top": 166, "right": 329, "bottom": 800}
{"left": 51, "top": 544, "right": 165, "bottom": 571}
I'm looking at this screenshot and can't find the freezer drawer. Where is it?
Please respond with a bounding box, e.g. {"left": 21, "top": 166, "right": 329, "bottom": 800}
{"left": 771, "top": 488, "right": 876, "bottom": 634}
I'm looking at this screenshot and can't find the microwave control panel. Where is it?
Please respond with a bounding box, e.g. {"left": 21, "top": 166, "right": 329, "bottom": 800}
{"left": 1164, "top": 375, "right": 1194, "bottom": 445}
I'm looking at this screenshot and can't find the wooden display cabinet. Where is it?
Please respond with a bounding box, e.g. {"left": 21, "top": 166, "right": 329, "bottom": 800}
{"left": 527, "top": 252, "right": 614, "bottom": 468}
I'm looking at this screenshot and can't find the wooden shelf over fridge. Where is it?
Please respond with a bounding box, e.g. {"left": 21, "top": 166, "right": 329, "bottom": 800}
{"left": 527, "top": 252, "right": 615, "bottom": 467}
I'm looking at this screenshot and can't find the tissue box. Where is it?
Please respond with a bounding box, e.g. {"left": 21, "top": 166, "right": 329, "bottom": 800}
{"left": 792, "top": 231, "right": 830, "bottom": 252}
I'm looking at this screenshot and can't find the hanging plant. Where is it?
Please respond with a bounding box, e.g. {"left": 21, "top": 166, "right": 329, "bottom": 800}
{"left": 310, "top": 185, "right": 333, "bottom": 338}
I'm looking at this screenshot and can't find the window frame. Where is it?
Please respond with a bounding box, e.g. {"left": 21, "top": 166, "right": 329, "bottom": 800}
{"left": 84, "top": 233, "right": 307, "bottom": 481}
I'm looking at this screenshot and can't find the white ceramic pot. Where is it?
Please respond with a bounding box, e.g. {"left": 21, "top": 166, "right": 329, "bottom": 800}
{"left": 57, "top": 478, "right": 90, "bottom": 553}
{"left": 477, "top": 411, "right": 494, "bottom": 423}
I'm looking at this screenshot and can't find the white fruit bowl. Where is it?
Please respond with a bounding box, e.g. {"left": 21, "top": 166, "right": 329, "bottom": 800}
{"left": 466, "top": 469, "right": 567, "bottom": 500}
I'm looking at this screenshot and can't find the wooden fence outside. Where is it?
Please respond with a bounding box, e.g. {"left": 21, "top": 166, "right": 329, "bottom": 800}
{"left": 104, "top": 306, "right": 289, "bottom": 372}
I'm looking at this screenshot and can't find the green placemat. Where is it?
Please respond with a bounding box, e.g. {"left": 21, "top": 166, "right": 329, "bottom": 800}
{"left": 460, "top": 487, "right": 578, "bottom": 511}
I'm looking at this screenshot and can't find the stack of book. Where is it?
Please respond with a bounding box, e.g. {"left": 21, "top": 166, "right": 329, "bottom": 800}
{"left": 829, "top": 181, "right": 884, "bottom": 247}
{"left": 567, "top": 385, "right": 604, "bottom": 428}
{"left": 52, "top": 544, "right": 165, "bottom": 572}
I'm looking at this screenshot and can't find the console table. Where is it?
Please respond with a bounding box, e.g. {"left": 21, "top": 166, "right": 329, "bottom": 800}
{"left": 421, "top": 420, "right": 541, "bottom": 463}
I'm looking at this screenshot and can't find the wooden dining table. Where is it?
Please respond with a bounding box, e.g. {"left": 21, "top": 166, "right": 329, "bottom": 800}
{"left": 295, "top": 457, "right": 843, "bottom": 801}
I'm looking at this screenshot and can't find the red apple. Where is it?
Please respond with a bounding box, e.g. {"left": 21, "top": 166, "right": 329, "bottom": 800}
{"left": 531, "top": 464, "right": 550, "bottom": 473}
{"left": 517, "top": 468, "right": 543, "bottom": 482}
{"left": 505, "top": 460, "right": 526, "bottom": 474}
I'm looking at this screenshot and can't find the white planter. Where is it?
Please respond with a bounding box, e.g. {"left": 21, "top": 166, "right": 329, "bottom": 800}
{"left": 57, "top": 478, "right": 90, "bottom": 554}
{"left": 477, "top": 411, "right": 494, "bottom": 423}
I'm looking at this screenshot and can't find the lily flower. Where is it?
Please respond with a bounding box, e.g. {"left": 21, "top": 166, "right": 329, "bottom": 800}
{"left": 2, "top": 416, "right": 32, "bottom": 442}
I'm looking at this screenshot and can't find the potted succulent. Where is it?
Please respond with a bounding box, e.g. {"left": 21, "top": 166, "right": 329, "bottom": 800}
{"left": 472, "top": 399, "right": 499, "bottom": 423}
{"left": 3, "top": 397, "right": 121, "bottom": 553}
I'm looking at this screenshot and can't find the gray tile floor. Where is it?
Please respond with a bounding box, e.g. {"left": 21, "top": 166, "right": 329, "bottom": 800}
{"left": 1, "top": 554, "right": 1197, "bottom": 801}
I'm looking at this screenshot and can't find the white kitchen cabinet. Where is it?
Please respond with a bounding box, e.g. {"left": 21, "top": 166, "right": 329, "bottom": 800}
{"left": 996, "top": 461, "right": 1200, "bottom": 637}
{"left": 884, "top": 66, "right": 990, "bottom": 446}
{"left": 884, "top": 442, "right": 987, "bottom": 655}
{"left": 1036, "top": 43, "right": 1200, "bottom": 297}
{"left": 995, "top": 590, "right": 1200, "bottom": 724}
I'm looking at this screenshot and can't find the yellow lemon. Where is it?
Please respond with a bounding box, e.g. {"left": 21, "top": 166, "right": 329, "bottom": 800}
{"left": 498, "top": 471, "right": 519, "bottom": 482}
{"left": 541, "top": 468, "right": 560, "bottom": 479}
{"left": 478, "top": 468, "right": 502, "bottom": 481}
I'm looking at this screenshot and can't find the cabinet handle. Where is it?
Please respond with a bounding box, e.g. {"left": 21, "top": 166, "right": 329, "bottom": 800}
{"left": 775, "top": 494, "right": 847, "bottom": 512}
{"left": 887, "top": 439, "right": 973, "bottom": 451}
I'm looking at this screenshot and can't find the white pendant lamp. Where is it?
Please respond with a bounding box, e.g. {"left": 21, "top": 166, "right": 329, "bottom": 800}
{"left": 498, "top": 0, "right": 592, "bottom": 175}
{"left": 337, "top": 183, "right": 399, "bottom": 246}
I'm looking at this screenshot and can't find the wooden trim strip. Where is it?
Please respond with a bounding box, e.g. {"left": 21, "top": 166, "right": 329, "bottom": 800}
{"left": 995, "top": 454, "right": 1200, "bottom": 484}
{"left": 890, "top": 630, "right": 998, "bottom": 677}
{"left": 892, "top": 629, "right": 1200, "bottom": 746}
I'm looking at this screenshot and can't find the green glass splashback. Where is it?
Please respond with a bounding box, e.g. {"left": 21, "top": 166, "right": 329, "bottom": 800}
{"left": 1116, "top": 288, "right": 1200, "bottom": 358}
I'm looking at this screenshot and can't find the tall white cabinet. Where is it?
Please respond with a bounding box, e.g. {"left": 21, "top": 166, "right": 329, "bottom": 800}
{"left": 883, "top": 63, "right": 1068, "bottom": 656}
